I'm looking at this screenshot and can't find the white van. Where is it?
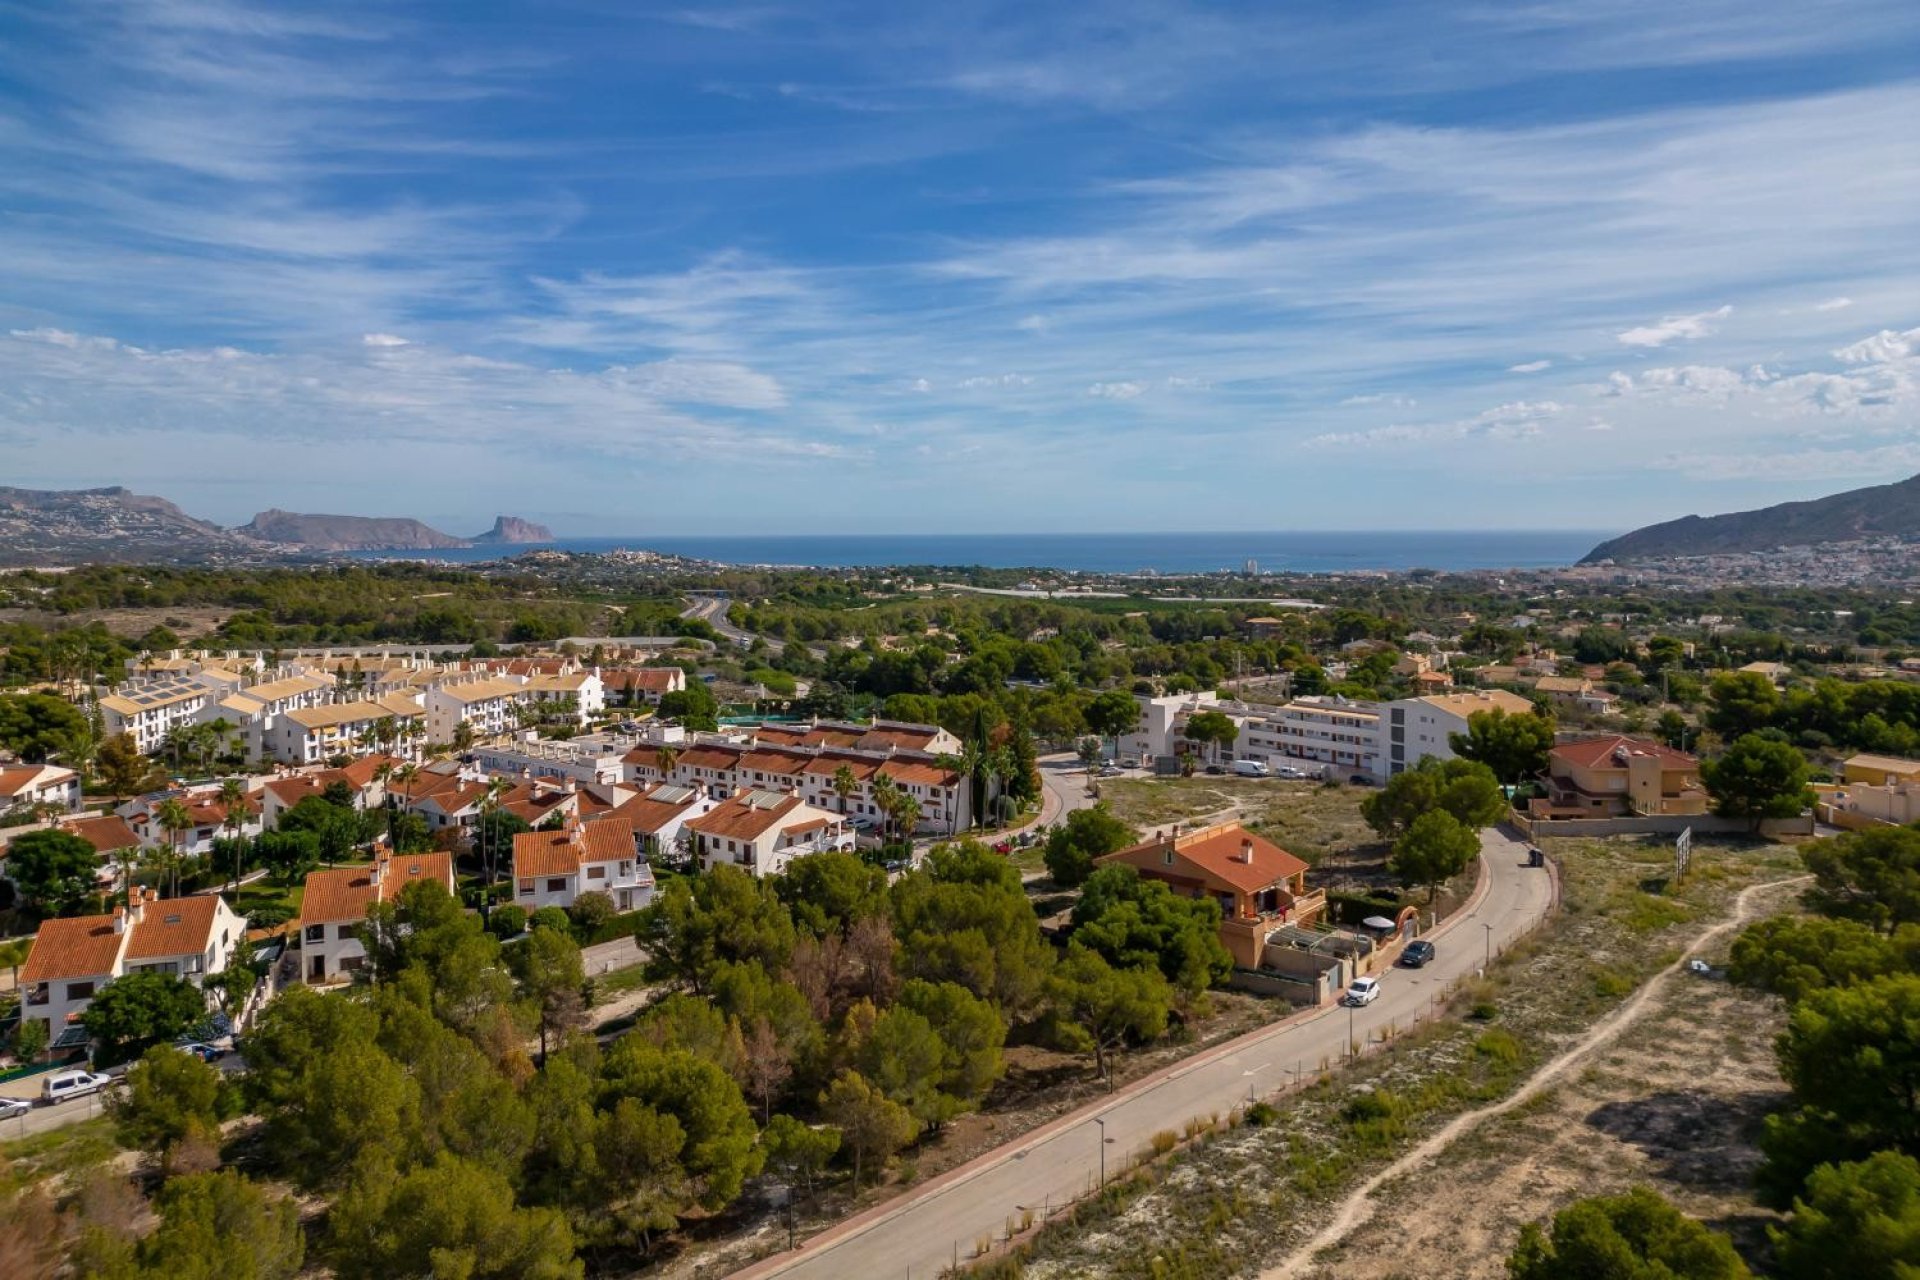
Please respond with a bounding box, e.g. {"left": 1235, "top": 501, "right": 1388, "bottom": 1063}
{"left": 1232, "top": 759, "right": 1271, "bottom": 778}
{"left": 42, "top": 1069, "right": 111, "bottom": 1104}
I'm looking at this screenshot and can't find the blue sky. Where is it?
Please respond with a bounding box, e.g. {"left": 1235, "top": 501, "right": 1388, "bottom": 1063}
{"left": 2, "top": 0, "right": 1918, "bottom": 536}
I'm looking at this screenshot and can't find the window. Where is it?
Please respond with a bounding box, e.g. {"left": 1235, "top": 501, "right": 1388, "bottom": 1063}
{"left": 1163, "top": 849, "right": 1174, "bottom": 865}
{"left": 336, "top": 925, "right": 355, "bottom": 941}
{"left": 587, "top": 865, "right": 605, "bottom": 880}
{"left": 518, "top": 878, "right": 534, "bottom": 895}
{"left": 67, "top": 981, "right": 95, "bottom": 1000}
{"left": 546, "top": 877, "right": 567, "bottom": 892}
{"left": 306, "top": 924, "right": 325, "bottom": 944}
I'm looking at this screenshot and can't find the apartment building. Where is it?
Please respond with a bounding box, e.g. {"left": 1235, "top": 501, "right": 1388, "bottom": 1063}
{"left": 473, "top": 735, "right": 629, "bottom": 787}
{"left": 523, "top": 672, "right": 605, "bottom": 725}
{"left": 424, "top": 677, "right": 530, "bottom": 744}
{"left": 512, "top": 817, "right": 653, "bottom": 912}
{"left": 269, "top": 694, "right": 425, "bottom": 766}
{"left": 99, "top": 676, "right": 212, "bottom": 754}
{"left": 1117, "top": 692, "right": 1222, "bottom": 763}
{"left": 1237, "top": 697, "right": 1383, "bottom": 779}
{"left": 607, "top": 783, "right": 715, "bottom": 859}
{"left": 19, "top": 886, "right": 246, "bottom": 1046}
{"left": 602, "top": 667, "right": 686, "bottom": 706}
{"left": 296, "top": 851, "right": 455, "bottom": 984}
{"left": 1377, "top": 690, "right": 1534, "bottom": 777}
{"left": 119, "top": 785, "right": 264, "bottom": 857}
{"left": 685, "top": 789, "right": 851, "bottom": 877}
{"left": 203, "top": 673, "right": 335, "bottom": 759}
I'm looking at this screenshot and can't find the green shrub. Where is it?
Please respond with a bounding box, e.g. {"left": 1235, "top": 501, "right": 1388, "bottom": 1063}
{"left": 1244, "top": 1100, "right": 1279, "bottom": 1127}
{"left": 1472, "top": 1027, "right": 1526, "bottom": 1068}
{"left": 486, "top": 904, "right": 526, "bottom": 938}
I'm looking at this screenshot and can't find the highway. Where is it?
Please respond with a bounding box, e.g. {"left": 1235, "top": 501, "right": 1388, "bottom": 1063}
{"left": 731, "top": 825, "right": 1555, "bottom": 1280}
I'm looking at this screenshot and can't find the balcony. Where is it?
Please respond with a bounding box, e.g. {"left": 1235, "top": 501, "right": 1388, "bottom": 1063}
{"left": 24, "top": 985, "right": 49, "bottom": 1007}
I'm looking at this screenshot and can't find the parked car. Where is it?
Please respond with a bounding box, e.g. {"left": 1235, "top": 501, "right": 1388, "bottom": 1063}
{"left": 1232, "top": 759, "right": 1271, "bottom": 778}
{"left": 41, "top": 1069, "right": 113, "bottom": 1104}
{"left": 1399, "top": 940, "right": 1436, "bottom": 968}
{"left": 1348, "top": 774, "right": 1372, "bottom": 786}
{"left": 1343, "top": 976, "right": 1382, "bottom": 1006}
{"left": 1275, "top": 765, "right": 1310, "bottom": 779}
{"left": 0, "top": 1098, "right": 30, "bottom": 1121}
{"left": 175, "top": 1042, "right": 225, "bottom": 1062}
{"left": 1204, "top": 764, "right": 1226, "bottom": 775}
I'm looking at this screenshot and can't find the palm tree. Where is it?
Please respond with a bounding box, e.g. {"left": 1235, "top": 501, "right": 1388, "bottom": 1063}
{"left": 218, "top": 777, "right": 249, "bottom": 891}
{"left": 475, "top": 777, "right": 512, "bottom": 905}
{"left": 154, "top": 796, "right": 194, "bottom": 898}
{"left": 830, "top": 763, "right": 859, "bottom": 815}
{"left": 205, "top": 717, "right": 235, "bottom": 769}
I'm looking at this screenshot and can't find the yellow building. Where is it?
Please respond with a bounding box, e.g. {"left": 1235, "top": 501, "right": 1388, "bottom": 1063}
{"left": 1842, "top": 754, "right": 1920, "bottom": 787}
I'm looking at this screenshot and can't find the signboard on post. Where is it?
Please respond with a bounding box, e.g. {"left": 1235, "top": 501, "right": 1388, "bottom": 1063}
{"left": 1675, "top": 826, "right": 1694, "bottom": 883}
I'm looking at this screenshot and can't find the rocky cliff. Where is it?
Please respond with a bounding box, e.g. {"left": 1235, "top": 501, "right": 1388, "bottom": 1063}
{"left": 472, "top": 515, "right": 553, "bottom": 544}
{"left": 1582, "top": 473, "right": 1920, "bottom": 563}
{"left": 237, "top": 508, "right": 472, "bottom": 551}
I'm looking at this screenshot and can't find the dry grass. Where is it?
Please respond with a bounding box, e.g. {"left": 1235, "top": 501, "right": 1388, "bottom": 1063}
{"left": 981, "top": 833, "right": 1803, "bottom": 1280}
{"left": 1100, "top": 778, "right": 1378, "bottom": 868}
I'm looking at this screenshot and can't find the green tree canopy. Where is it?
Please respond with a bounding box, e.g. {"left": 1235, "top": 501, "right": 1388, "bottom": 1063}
{"left": 82, "top": 972, "right": 205, "bottom": 1067}
{"left": 1447, "top": 708, "right": 1556, "bottom": 786}
{"left": 1701, "top": 733, "right": 1810, "bottom": 831}
{"left": 1043, "top": 806, "right": 1138, "bottom": 888}
{"left": 1360, "top": 756, "right": 1507, "bottom": 840}
{"left": 1772, "top": 1151, "right": 1920, "bottom": 1279}
{"left": 776, "top": 851, "right": 888, "bottom": 938}
{"left": 1508, "top": 1186, "right": 1750, "bottom": 1280}
{"left": 113, "top": 1045, "right": 226, "bottom": 1171}
{"left": 642, "top": 865, "right": 797, "bottom": 993}
{"left": 1070, "top": 863, "right": 1231, "bottom": 995}
{"left": 1181, "top": 709, "right": 1240, "bottom": 762}
{"left": 820, "top": 1069, "right": 917, "bottom": 1186}
{"left": 601, "top": 1040, "right": 763, "bottom": 1211}
{"left": 1707, "top": 670, "right": 1782, "bottom": 739}
{"left": 0, "top": 692, "right": 87, "bottom": 762}
{"left": 328, "top": 1154, "right": 581, "bottom": 1280}
{"left": 1084, "top": 690, "right": 1138, "bottom": 753}
{"left": 5, "top": 828, "right": 101, "bottom": 916}
{"left": 1803, "top": 826, "right": 1920, "bottom": 935}
{"left": 658, "top": 682, "right": 719, "bottom": 731}
{"left": 1728, "top": 915, "right": 1920, "bottom": 1002}
{"left": 891, "top": 840, "right": 1053, "bottom": 1013}
{"left": 1389, "top": 809, "right": 1481, "bottom": 904}
{"left": 1044, "top": 943, "right": 1173, "bottom": 1087}
{"left": 133, "top": 1170, "right": 305, "bottom": 1280}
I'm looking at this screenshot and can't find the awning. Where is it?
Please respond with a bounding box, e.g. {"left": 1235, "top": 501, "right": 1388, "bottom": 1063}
{"left": 1361, "top": 916, "right": 1398, "bottom": 930}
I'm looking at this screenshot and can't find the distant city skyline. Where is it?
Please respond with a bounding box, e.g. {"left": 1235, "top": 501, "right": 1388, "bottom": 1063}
{"left": 3, "top": 1, "right": 1918, "bottom": 534}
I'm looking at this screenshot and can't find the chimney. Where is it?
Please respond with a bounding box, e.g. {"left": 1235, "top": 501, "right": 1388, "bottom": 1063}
{"left": 1240, "top": 837, "right": 1255, "bottom": 863}
{"left": 112, "top": 905, "right": 127, "bottom": 935}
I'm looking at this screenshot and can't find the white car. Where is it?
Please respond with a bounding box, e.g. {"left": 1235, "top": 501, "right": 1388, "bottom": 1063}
{"left": 0, "top": 1097, "right": 30, "bottom": 1121}
{"left": 41, "top": 1069, "right": 112, "bottom": 1104}
{"left": 1343, "top": 976, "right": 1382, "bottom": 1007}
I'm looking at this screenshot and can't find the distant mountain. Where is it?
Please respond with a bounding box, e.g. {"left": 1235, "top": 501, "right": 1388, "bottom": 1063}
{"left": 472, "top": 515, "right": 553, "bottom": 544}
{"left": 0, "top": 486, "right": 262, "bottom": 566}
{"left": 237, "top": 508, "right": 471, "bottom": 552}
{"left": 1582, "top": 473, "right": 1920, "bottom": 563}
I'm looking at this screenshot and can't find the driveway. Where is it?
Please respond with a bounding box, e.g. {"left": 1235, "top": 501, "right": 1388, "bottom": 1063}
{"left": 731, "top": 825, "right": 1555, "bottom": 1280}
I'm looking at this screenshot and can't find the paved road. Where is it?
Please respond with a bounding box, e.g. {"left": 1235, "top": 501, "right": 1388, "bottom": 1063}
{"left": 732, "top": 826, "right": 1554, "bottom": 1280}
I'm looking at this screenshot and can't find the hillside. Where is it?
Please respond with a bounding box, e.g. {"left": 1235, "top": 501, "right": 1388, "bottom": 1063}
{"left": 238, "top": 508, "right": 471, "bottom": 551}
{"left": 0, "top": 486, "right": 264, "bottom": 566}
{"left": 1581, "top": 473, "right": 1920, "bottom": 563}
{"left": 472, "top": 515, "right": 553, "bottom": 544}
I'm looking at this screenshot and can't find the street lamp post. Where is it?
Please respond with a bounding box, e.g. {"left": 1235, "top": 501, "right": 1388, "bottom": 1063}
{"left": 1094, "top": 1116, "right": 1113, "bottom": 1187}
{"left": 1346, "top": 1001, "right": 1355, "bottom": 1060}
{"left": 1483, "top": 922, "right": 1493, "bottom": 969}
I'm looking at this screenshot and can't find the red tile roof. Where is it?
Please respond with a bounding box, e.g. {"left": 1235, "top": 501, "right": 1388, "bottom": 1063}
{"left": 1552, "top": 735, "right": 1698, "bottom": 771}
{"left": 125, "top": 894, "right": 222, "bottom": 961}
{"left": 513, "top": 819, "right": 635, "bottom": 879}
{"left": 21, "top": 913, "right": 123, "bottom": 983}
{"left": 1103, "top": 822, "right": 1309, "bottom": 898}
{"left": 60, "top": 814, "right": 139, "bottom": 853}
{"left": 300, "top": 852, "right": 454, "bottom": 926}
{"left": 686, "top": 791, "right": 811, "bottom": 842}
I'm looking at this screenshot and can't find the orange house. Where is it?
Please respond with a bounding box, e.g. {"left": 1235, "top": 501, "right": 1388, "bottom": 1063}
{"left": 1098, "top": 822, "right": 1325, "bottom": 968}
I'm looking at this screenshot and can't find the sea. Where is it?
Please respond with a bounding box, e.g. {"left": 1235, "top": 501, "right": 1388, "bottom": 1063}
{"left": 351, "top": 530, "right": 1610, "bottom": 575}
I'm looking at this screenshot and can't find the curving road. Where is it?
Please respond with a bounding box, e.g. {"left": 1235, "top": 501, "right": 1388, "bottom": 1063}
{"left": 731, "top": 826, "right": 1555, "bottom": 1280}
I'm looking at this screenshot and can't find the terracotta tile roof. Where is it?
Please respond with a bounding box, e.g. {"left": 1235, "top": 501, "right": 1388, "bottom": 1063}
{"left": 802, "top": 754, "right": 880, "bottom": 780}
{"left": 878, "top": 759, "right": 962, "bottom": 788}
{"left": 125, "top": 895, "right": 222, "bottom": 961}
{"left": 0, "top": 765, "right": 73, "bottom": 799}
{"left": 300, "top": 852, "right": 453, "bottom": 925}
{"left": 514, "top": 819, "right": 634, "bottom": 880}
{"left": 1843, "top": 753, "right": 1920, "bottom": 775}
{"left": 21, "top": 913, "right": 123, "bottom": 983}
{"left": 686, "top": 790, "right": 811, "bottom": 842}
{"left": 1412, "top": 690, "right": 1535, "bottom": 719}
{"left": 679, "top": 745, "right": 744, "bottom": 771}
{"left": 433, "top": 677, "right": 527, "bottom": 704}
{"left": 61, "top": 813, "right": 139, "bottom": 853}
{"left": 739, "top": 748, "right": 812, "bottom": 778}
{"left": 607, "top": 790, "right": 699, "bottom": 835}
{"left": 1102, "top": 821, "right": 1310, "bottom": 898}
{"left": 1552, "top": 736, "right": 1698, "bottom": 771}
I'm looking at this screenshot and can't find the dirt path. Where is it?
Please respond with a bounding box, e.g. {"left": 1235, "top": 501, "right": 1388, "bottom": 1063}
{"left": 1259, "top": 873, "right": 1810, "bottom": 1280}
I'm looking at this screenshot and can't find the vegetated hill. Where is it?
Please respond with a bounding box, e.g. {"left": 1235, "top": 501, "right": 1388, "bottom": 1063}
{"left": 0, "top": 486, "right": 263, "bottom": 566}
{"left": 237, "top": 508, "right": 471, "bottom": 552}
{"left": 1581, "top": 473, "right": 1920, "bottom": 563}
{"left": 472, "top": 515, "right": 553, "bottom": 544}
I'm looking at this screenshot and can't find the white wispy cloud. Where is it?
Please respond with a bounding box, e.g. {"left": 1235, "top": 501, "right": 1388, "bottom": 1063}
{"left": 1307, "top": 399, "right": 1564, "bottom": 449}
{"left": 1087, "top": 381, "right": 1145, "bottom": 399}
{"left": 1617, "top": 305, "right": 1732, "bottom": 348}
{"left": 957, "top": 373, "right": 1033, "bottom": 389}
{"left": 1835, "top": 327, "right": 1920, "bottom": 365}
{"left": 1815, "top": 297, "right": 1854, "bottom": 312}
{"left": 1340, "top": 393, "right": 1417, "bottom": 407}
{"left": 1508, "top": 359, "right": 1551, "bottom": 373}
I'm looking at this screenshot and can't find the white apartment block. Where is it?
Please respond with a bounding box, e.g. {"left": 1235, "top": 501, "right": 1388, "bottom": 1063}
{"left": 473, "top": 734, "right": 630, "bottom": 787}
{"left": 1118, "top": 691, "right": 1222, "bottom": 763}
{"left": 424, "top": 677, "right": 530, "bottom": 744}
{"left": 269, "top": 694, "right": 425, "bottom": 766}
{"left": 201, "top": 673, "right": 336, "bottom": 760}
{"left": 1377, "top": 690, "right": 1533, "bottom": 778}
{"left": 523, "top": 672, "right": 605, "bottom": 726}
{"left": 1235, "top": 697, "right": 1384, "bottom": 779}
{"left": 624, "top": 738, "right": 972, "bottom": 835}
{"left": 99, "top": 676, "right": 212, "bottom": 755}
